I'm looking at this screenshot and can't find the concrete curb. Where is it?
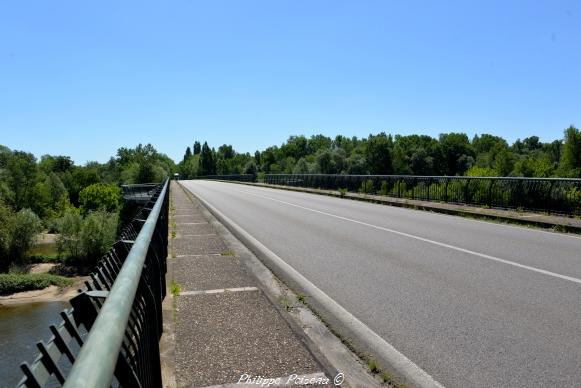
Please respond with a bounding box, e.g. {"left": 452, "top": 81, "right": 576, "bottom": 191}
{"left": 190, "top": 185, "right": 445, "bottom": 388}
{"left": 218, "top": 181, "right": 581, "bottom": 234}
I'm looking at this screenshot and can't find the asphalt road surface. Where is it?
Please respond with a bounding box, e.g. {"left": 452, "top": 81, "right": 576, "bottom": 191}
{"left": 181, "top": 180, "right": 581, "bottom": 388}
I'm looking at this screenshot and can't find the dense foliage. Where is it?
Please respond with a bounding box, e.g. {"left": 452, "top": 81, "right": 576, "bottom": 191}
{"left": 0, "top": 273, "right": 73, "bottom": 295}
{"left": 178, "top": 126, "right": 581, "bottom": 179}
{"left": 79, "top": 183, "right": 122, "bottom": 215}
{"left": 56, "top": 208, "right": 119, "bottom": 265}
{"left": 0, "top": 204, "right": 42, "bottom": 271}
{"left": 0, "top": 143, "right": 174, "bottom": 272}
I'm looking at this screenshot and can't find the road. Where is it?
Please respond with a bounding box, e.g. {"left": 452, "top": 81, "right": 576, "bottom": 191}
{"left": 181, "top": 180, "right": 581, "bottom": 388}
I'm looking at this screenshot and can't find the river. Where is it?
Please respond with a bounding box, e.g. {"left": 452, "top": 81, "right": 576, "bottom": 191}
{"left": 0, "top": 301, "right": 69, "bottom": 387}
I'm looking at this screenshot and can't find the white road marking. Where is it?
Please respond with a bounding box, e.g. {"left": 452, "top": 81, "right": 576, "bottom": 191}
{"left": 231, "top": 187, "right": 581, "bottom": 286}
{"left": 180, "top": 287, "right": 258, "bottom": 296}
{"left": 229, "top": 181, "right": 581, "bottom": 241}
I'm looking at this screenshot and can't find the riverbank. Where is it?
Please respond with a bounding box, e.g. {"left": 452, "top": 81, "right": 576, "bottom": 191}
{"left": 0, "top": 273, "right": 87, "bottom": 306}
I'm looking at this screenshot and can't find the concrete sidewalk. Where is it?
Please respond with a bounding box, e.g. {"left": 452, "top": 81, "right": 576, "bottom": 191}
{"left": 161, "top": 182, "right": 358, "bottom": 388}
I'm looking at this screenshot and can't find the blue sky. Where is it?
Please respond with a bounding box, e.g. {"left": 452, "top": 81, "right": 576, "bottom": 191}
{"left": 0, "top": 1, "right": 579, "bottom": 164}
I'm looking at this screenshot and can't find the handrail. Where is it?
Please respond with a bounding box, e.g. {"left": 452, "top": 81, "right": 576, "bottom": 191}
{"left": 63, "top": 179, "right": 169, "bottom": 388}
{"left": 259, "top": 174, "right": 581, "bottom": 215}
{"left": 266, "top": 173, "right": 581, "bottom": 182}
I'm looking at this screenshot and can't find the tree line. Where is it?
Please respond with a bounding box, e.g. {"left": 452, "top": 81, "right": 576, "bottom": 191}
{"left": 178, "top": 126, "right": 581, "bottom": 179}
{"left": 0, "top": 143, "right": 175, "bottom": 271}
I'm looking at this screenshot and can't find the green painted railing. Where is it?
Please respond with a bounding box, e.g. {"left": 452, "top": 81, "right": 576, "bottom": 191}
{"left": 264, "top": 174, "right": 581, "bottom": 215}
{"left": 17, "top": 179, "right": 169, "bottom": 387}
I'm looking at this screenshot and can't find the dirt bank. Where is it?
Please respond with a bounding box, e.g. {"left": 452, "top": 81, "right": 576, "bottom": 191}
{"left": 0, "top": 276, "right": 87, "bottom": 306}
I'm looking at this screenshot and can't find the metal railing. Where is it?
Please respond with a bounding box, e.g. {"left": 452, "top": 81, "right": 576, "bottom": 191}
{"left": 17, "top": 179, "right": 169, "bottom": 388}
{"left": 264, "top": 174, "right": 581, "bottom": 215}
{"left": 121, "top": 183, "right": 159, "bottom": 203}
{"left": 195, "top": 174, "right": 256, "bottom": 182}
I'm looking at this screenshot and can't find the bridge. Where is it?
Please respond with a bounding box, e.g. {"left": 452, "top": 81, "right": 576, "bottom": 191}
{"left": 13, "top": 174, "right": 581, "bottom": 388}
{"left": 121, "top": 183, "right": 160, "bottom": 204}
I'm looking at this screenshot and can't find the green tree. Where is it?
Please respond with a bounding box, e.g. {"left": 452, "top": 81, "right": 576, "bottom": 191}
{"left": 0, "top": 145, "right": 11, "bottom": 168}
{"left": 79, "top": 183, "right": 122, "bottom": 215}
{"left": 308, "top": 135, "right": 333, "bottom": 154}
{"left": 472, "top": 134, "right": 508, "bottom": 154}
{"left": 243, "top": 161, "right": 257, "bottom": 176}
{"left": 57, "top": 208, "right": 118, "bottom": 265}
{"left": 56, "top": 208, "right": 84, "bottom": 259}
{"left": 183, "top": 146, "right": 192, "bottom": 162}
{"left": 180, "top": 154, "right": 200, "bottom": 179}
{"left": 5, "top": 151, "right": 38, "bottom": 209}
{"left": 9, "top": 209, "right": 42, "bottom": 264}
{"left": 80, "top": 210, "right": 118, "bottom": 263}
{"left": 199, "top": 142, "right": 216, "bottom": 175}
{"left": 439, "top": 133, "right": 475, "bottom": 175}
{"left": 281, "top": 135, "right": 309, "bottom": 160}
{"left": 560, "top": 125, "right": 581, "bottom": 177}
{"left": 465, "top": 166, "right": 497, "bottom": 177}
{"left": 393, "top": 135, "right": 442, "bottom": 175}
{"left": 0, "top": 202, "right": 13, "bottom": 271}
{"left": 346, "top": 152, "right": 367, "bottom": 174}
{"left": 260, "top": 147, "right": 278, "bottom": 173}
{"left": 493, "top": 149, "right": 514, "bottom": 176}
{"left": 254, "top": 150, "right": 261, "bottom": 167}
{"left": 193, "top": 141, "right": 201, "bottom": 155}
{"left": 293, "top": 158, "right": 310, "bottom": 174}
{"left": 315, "top": 150, "right": 334, "bottom": 174}
{"left": 366, "top": 133, "right": 393, "bottom": 174}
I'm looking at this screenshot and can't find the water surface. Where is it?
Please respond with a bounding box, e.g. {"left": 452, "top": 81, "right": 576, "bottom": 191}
{"left": 0, "top": 301, "right": 69, "bottom": 387}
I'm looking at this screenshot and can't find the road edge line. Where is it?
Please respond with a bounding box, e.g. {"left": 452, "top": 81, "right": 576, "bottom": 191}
{"left": 188, "top": 183, "right": 445, "bottom": 388}
{"left": 218, "top": 180, "right": 581, "bottom": 236}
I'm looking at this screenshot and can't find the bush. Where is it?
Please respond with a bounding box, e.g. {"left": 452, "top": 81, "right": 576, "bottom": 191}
{"left": 0, "top": 202, "right": 12, "bottom": 268}
{"left": 0, "top": 204, "right": 43, "bottom": 270}
{"left": 79, "top": 183, "right": 122, "bottom": 215}
{"left": 0, "top": 273, "right": 73, "bottom": 295}
{"left": 569, "top": 187, "right": 581, "bottom": 216}
{"left": 379, "top": 181, "right": 389, "bottom": 195}
{"left": 9, "top": 208, "right": 42, "bottom": 264}
{"left": 56, "top": 208, "right": 83, "bottom": 259}
{"left": 358, "top": 179, "right": 375, "bottom": 194}
{"left": 243, "top": 161, "right": 257, "bottom": 177}
{"left": 57, "top": 209, "right": 118, "bottom": 265}
{"left": 81, "top": 210, "right": 118, "bottom": 261}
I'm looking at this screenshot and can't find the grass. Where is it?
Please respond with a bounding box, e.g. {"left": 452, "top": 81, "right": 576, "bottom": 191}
{"left": 24, "top": 253, "right": 62, "bottom": 264}
{"left": 220, "top": 250, "right": 235, "bottom": 256}
{"left": 338, "top": 188, "right": 348, "bottom": 197}
{"left": 171, "top": 231, "right": 176, "bottom": 238}
{"left": 280, "top": 296, "right": 294, "bottom": 311}
{"left": 368, "top": 359, "right": 380, "bottom": 374}
{"left": 380, "top": 372, "right": 394, "bottom": 384}
{"left": 0, "top": 273, "right": 73, "bottom": 295}
{"left": 170, "top": 280, "right": 181, "bottom": 296}
{"left": 296, "top": 292, "right": 307, "bottom": 304}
